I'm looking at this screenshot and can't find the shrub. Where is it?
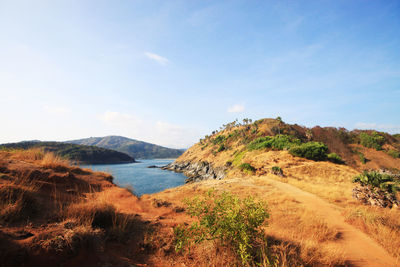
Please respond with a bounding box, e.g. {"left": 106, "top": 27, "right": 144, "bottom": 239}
{"left": 239, "top": 163, "right": 256, "bottom": 173}
{"left": 271, "top": 166, "right": 283, "bottom": 176}
{"left": 289, "top": 142, "right": 328, "bottom": 161}
{"left": 212, "top": 135, "right": 227, "bottom": 145}
{"left": 387, "top": 149, "right": 400, "bottom": 159}
{"left": 355, "top": 151, "right": 367, "bottom": 164}
{"left": 327, "top": 153, "right": 343, "bottom": 164}
{"left": 359, "top": 132, "right": 385, "bottom": 150}
{"left": 217, "top": 144, "right": 226, "bottom": 152}
{"left": 174, "top": 191, "right": 271, "bottom": 265}
{"left": 353, "top": 171, "right": 400, "bottom": 193}
{"left": 247, "top": 135, "right": 301, "bottom": 151}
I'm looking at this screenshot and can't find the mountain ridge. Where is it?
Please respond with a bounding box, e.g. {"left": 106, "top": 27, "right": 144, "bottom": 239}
{"left": 67, "top": 135, "right": 185, "bottom": 159}
{"left": 0, "top": 141, "right": 135, "bottom": 164}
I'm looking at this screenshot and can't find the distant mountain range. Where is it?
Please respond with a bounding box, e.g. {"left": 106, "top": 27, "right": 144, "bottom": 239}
{"left": 0, "top": 141, "right": 135, "bottom": 164}
{"left": 67, "top": 136, "right": 185, "bottom": 159}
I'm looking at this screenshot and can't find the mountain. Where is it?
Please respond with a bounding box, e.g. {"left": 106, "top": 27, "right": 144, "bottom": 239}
{"left": 0, "top": 141, "right": 135, "bottom": 164}
{"left": 67, "top": 136, "right": 185, "bottom": 159}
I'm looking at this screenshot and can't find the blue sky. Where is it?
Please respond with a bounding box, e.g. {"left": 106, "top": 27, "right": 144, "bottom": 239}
{"left": 0, "top": 0, "right": 399, "bottom": 148}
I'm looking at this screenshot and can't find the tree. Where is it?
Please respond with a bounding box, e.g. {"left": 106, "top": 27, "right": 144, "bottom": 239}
{"left": 276, "top": 116, "right": 283, "bottom": 135}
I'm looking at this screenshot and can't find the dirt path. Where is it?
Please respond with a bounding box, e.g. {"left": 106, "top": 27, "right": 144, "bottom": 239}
{"left": 257, "top": 177, "right": 398, "bottom": 267}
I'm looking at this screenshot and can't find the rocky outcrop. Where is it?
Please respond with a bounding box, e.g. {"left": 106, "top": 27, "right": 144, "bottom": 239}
{"left": 352, "top": 186, "right": 400, "bottom": 209}
{"left": 162, "top": 161, "right": 226, "bottom": 183}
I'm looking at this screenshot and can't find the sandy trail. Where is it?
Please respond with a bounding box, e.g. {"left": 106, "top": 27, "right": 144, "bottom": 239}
{"left": 256, "top": 177, "right": 398, "bottom": 267}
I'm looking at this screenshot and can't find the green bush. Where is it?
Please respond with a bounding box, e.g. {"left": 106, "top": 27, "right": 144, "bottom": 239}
{"left": 212, "top": 135, "right": 227, "bottom": 145}
{"left": 327, "top": 153, "right": 343, "bottom": 164}
{"left": 271, "top": 166, "right": 283, "bottom": 176}
{"left": 247, "top": 135, "right": 301, "bottom": 151}
{"left": 239, "top": 163, "right": 256, "bottom": 173}
{"left": 289, "top": 142, "right": 328, "bottom": 161}
{"left": 355, "top": 151, "right": 367, "bottom": 164}
{"left": 217, "top": 144, "right": 226, "bottom": 152}
{"left": 353, "top": 171, "right": 400, "bottom": 193}
{"left": 359, "top": 132, "right": 385, "bottom": 150}
{"left": 387, "top": 149, "right": 400, "bottom": 159}
{"left": 174, "top": 191, "right": 271, "bottom": 265}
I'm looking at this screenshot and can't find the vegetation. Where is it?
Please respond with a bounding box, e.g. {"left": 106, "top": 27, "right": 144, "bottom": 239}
{"left": 247, "top": 135, "right": 301, "bottom": 151}
{"left": 359, "top": 132, "right": 385, "bottom": 150}
{"left": 212, "top": 135, "right": 227, "bottom": 145}
{"left": 239, "top": 163, "right": 256, "bottom": 173}
{"left": 387, "top": 149, "right": 400, "bottom": 159}
{"left": 289, "top": 142, "right": 328, "bottom": 161}
{"left": 271, "top": 166, "right": 283, "bottom": 176}
{"left": 174, "top": 191, "right": 271, "bottom": 265}
{"left": 327, "top": 153, "right": 343, "bottom": 164}
{"left": 353, "top": 171, "right": 400, "bottom": 194}
{"left": 68, "top": 135, "right": 185, "bottom": 159}
{"left": 0, "top": 141, "right": 134, "bottom": 164}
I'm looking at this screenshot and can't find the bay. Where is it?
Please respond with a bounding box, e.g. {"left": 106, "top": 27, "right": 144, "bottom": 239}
{"left": 82, "top": 159, "right": 186, "bottom": 196}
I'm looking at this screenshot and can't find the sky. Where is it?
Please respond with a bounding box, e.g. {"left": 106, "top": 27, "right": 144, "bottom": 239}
{"left": 0, "top": 0, "right": 399, "bottom": 148}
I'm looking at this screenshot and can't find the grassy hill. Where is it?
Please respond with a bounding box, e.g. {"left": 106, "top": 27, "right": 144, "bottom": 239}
{"left": 67, "top": 135, "right": 185, "bottom": 159}
{"left": 0, "top": 141, "right": 135, "bottom": 164}
{"left": 176, "top": 118, "right": 400, "bottom": 171}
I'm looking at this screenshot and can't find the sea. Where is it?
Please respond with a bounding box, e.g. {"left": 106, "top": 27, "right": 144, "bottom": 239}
{"left": 82, "top": 159, "right": 186, "bottom": 196}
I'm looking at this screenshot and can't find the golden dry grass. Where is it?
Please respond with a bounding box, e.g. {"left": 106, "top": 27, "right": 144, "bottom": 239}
{"left": 7, "top": 148, "right": 44, "bottom": 161}
{"left": 150, "top": 179, "right": 347, "bottom": 266}
{"left": 40, "top": 152, "right": 71, "bottom": 169}
{"left": 344, "top": 206, "right": 400, "bottom": 261}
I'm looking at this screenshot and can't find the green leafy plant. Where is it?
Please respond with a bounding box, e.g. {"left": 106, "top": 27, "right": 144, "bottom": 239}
{"left": 327, "top": 153, "right": 343, "bottom": 164}
{"left": 289, "top": 142, "right": 328, "bottom": 161}
{"left": 174, "top": 191, "right": 271, "bottom": 265}
{"left": 353, "top": 171, "right": 400, "bottom": 194}
{"left": 239, "top": 163, "right": 256, "bottom": 173}
{"left": 359, "top": 132, "right": 385, "bottom": 150}
{"left": 247, "top": 135, "right": 301, "bottom": 151}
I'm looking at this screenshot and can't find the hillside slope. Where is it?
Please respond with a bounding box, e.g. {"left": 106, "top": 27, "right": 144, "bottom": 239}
{"left": 163, "top": 118, "right": 400, "bottom": 262}
{"left": 174, "top": 118, "right": 400, "bottom": 172}
{"left": 0, "top": 141, "right": 135, "bottom": 164}
{"left": 68, "top": 135, "right": 185, "bottom": 159}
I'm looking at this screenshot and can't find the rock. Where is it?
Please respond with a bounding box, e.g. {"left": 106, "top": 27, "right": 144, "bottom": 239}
{"left": 352, "top": 185, "right": 400, "bottom": 209}
{"left": 162, "top": 161, "right": 226, "bottom": 183}
{"left": 147, "top": 165, "right": 159, "bottom": 168}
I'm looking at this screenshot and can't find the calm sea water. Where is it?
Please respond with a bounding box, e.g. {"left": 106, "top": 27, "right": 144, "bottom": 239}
{"left": 82, "top": 159, "right": 186, "bottom": 196}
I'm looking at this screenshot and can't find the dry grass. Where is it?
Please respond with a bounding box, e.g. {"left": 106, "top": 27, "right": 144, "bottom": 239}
{"left": 151, "top": 180, "right": 346, "bottom": 266}
{"left": 344, "top": 206, "right": 400, "bottom": 261}
{"left": 40, "top": 152, "right": 71, "bottom": 170}
{"left": 7, "top": 148, "right": 44, "bottom": 161}
{"left": 0, "top": 184, "right": 38, "bottom": 224}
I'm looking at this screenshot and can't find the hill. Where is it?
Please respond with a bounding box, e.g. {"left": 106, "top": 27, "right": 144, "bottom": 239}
{"left": 67, "top": 135, "right": 185, "bottom": 159}
{"left": 0, "top": 141, "right": 135, "bottom": 164}
{"left": 161, "top": 117, "right": 400, "bottom": 264}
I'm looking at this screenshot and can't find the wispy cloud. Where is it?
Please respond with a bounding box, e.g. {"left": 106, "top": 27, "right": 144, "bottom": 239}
{"left": 144, "top": 52, "right": 169, "bottom": 65}
{"left": 227, "top": 104, "right": 245, "bottom": 113}
{"left": 355, "top": 122, "right": 400, "bottom": 134}
{"left": 43, "top": 105, "right": 70, "bottom": 115}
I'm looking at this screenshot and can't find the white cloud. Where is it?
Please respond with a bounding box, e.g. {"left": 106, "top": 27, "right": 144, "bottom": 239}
{"left": 43, "top": 105, "right": 70, "bottom": 115}
{"left": 144, "top": 52, "right": 169, "bottom": 65}
{"left": 100, "top": 111, "right": 142, "bottom": 125}
{"left": 355, "top": 122, "right": 400, "bottom": 134}
{"left": 227, "top": 104, "right": 245, "bottom": 113}
{"left": 99, "top": 111, "right": 201, "bottom": 148}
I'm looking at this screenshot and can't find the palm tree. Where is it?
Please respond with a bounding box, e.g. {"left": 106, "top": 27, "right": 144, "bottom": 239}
{"left": 276, "top": 116, "right": 283, "bottom": 135}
